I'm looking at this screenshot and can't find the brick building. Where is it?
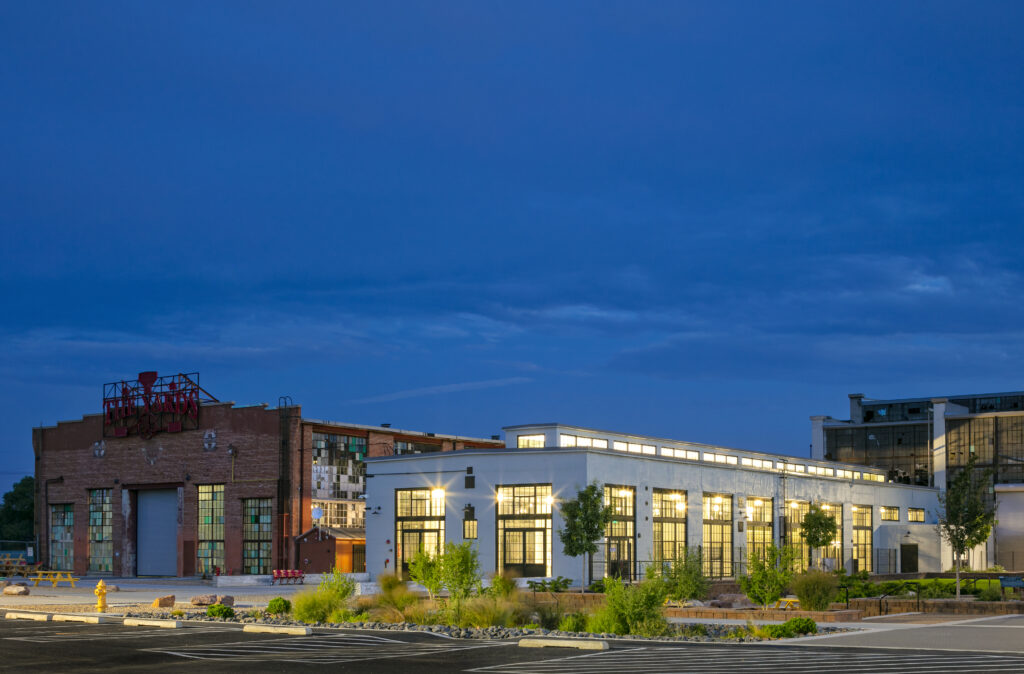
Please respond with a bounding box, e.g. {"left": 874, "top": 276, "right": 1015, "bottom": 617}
{"left": 32, "top": 372, "right": 503, "bottom": 578}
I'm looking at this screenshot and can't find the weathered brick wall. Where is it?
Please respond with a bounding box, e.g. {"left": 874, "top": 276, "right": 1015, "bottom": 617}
{"left": 33, "top": 403, "right": 288, "bottom": 577}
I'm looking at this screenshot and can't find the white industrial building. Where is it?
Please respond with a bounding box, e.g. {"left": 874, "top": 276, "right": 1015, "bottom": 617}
{"left": 365, "top": 424, "right": 941, "bottom": 585}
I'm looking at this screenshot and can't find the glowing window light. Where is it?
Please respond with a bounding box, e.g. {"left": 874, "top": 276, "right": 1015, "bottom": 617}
{"left": 431, "top": 489, "right": 445, "bottom": 501}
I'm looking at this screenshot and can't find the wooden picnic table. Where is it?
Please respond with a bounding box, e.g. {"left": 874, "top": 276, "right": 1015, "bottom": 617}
{"left": 28, "top": 570, "right": 79, "bottom": 588}
{"left": 1, "top": 561, "right": 38, "bottom": 577}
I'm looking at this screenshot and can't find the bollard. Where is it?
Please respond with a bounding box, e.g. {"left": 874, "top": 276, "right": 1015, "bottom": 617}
{"left": 94, "top": 579, "right": 107, "bottom": 613}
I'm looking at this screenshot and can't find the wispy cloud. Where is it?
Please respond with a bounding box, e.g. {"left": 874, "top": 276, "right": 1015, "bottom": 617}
{"left": 349, "top": 377, "right": 533, "bottom": 404}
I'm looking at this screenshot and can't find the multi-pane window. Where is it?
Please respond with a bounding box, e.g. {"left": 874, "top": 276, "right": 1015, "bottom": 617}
{"left": 395, "top": 488, "right": 445, "bottom": 577}
{"left": 745, "top": 497, "right": 773, "bottom": 563}
{"left": 394, "top": 441, "right": 442, "bottom": 455}
{"left": 785, "top": 500, "right": 811, "bottom": 573}
{"left": 605, "top": 485, "right": 636, "bottom": 580}
{"left": 312, "top": 433, "right": 367, "bottom": 500}
{"left": 496, "top": 484, "right": 552, "bottom": 577}
{"left": 908, "top": 508, "right": 925, "bottom": 523}
{"left": 242, "top": 498, "right": 272, "bottom": 575}
{"left": 852, "top": 505, "right": 872, "bottom": 573}
{"left": 517, "top": 435, "right": 545, "bottom": 448}
{"left": 558, "top": 435, "right": 608, "bottom": 449}
{"left": 197, "top": 484, "right": 225, "bottom": 576}
{"left": 652, "top": 489, "right": 687, "bottom": 565}
{"left": 820, "top": 503, "right": 843, "bottom": 571}
{"left": 88, "top": 489, "right": 113, "bottom": 573}
{"left": 312, "top": 500, "right": 365, "bottom": 528}
{"left": 702, "top": 493, "right": 733, "bottom": 578}
{"left": 50, "top": 504, "right": 74, "bottom": 571}
{"left": 880, "top": 506, "right": 899, "bottom": 521}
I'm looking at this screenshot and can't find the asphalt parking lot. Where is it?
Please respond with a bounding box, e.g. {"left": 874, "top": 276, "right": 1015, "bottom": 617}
{"left": 8, "top": 615, "right": 1024, "bottom": 673}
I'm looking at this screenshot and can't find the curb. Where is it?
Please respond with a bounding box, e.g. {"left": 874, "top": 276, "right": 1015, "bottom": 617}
{"left": 5, "top": 612, "right": 52, "bottom": 622}
{"left": 124, "top": 618, "right": 182, "bottom": 628}
{"left": 519, "top": 637, "right": 609, "bottom": 650}
{"left": 52, "top": 614, "right": 111, "bottom": 624}
{"left": 243, "top": 624, "right": 312, "bottom": 635}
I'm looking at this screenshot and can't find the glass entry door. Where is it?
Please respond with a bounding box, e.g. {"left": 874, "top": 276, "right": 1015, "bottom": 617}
{"left": 502, "top": 529, "right": 547, "bottom": 577}
{"left": 606, "top": 537, "right": 634, "bottom": 581}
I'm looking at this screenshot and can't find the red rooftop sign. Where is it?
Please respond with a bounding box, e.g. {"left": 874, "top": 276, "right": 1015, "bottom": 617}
{"left": 103, "top": 372, "right": 217, "bottom": 438}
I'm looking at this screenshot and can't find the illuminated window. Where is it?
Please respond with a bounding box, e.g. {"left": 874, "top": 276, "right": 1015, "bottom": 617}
{"left": 908, "top": 508, "right": 925, "bottom": 523}
{"left": 852, "top": 506, "right": 872, "bottom": 573}
{"left": 396, "top": 488, "right": 445, "bottom": 578}
{"left": 880, "top": 506, "right": 899, "bottom": 521}
{"left": 88, "top": 489, "right": 113, "bottom": 574}
{"left": 604, "top": 485, "right": 636, "bottom": 580}
{"left": 613, "top": 441, "right": 627, "bottom": 451}
{"left": 745, "top": 497, "right": 773, "bottom": 563}
{"left": 785, "top": 500, "right": 811, "bottom": 573}
{"left": 592, "top": 438, "right": 609, "bottom": 449}
{"left": 497, "top": 484, "right": 552, "bottom": 577}
{"left": 517, "top": 434, "right": 545, "bottom": 448}
{"left": 560, "top": 434, "right": 577, "bottom": 447}
{"left": 652, "top": 489, "right": 687, "bottom": 564}
{"left": 702, "top": 493, "right": 732, "bottom": 578}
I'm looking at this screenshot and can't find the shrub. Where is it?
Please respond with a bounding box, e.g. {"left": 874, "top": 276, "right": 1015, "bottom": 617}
{"left": 740, "top": 544, "right": 795, "bottom": 609}
{"left": 587, "top": 579, "right": 605, "bottom": 593}
{"left": 372, "top": 573, "right": 418, "bottom": 615}
{"left": 526, "top": 576, "right": 573, "bottom": 593}
{"left": 327, "top": 608, "right": 370, "bottom": 623}
{"left": 786, "top": 617, "right": 817, "bottom": 634}
{"left": 920, "top": 582, "right": 953, "bottom": 599}
{"left": 791, "top": 570, "right": 839, "bottom": 611}
{"left": 662, "top": 548, "right": 710, "bottom": 601}
{"left": 292, "top": 589, "right": 345, "bottom": 623}
{"left": 169, "top": 609, "right": 184, "bottom": 618}
{"left": 409, "top": 550, "right": 443, "bottom": 600}
{"left": 558, "top": 611, "right": 587, "bottom": 632}
{"left": 978, "top": 585, "right": 1003, "bottom": 602}
{"left": 318, "top": 567, "right": 356, "bottom": 601}
{"left": 402, "top": 602, "right": 442, "bottom": 625}
{"left": 529, "top": 598, "right": 563, "bottom": 629}
{"left": 206, "top": 603, "right": 235, "bottom": 619}
{"left": 586, "top": 577, "right": 669, "bottom": 635}
{"left": 633, "top": 615, "right": 671, "bottom": 637}
{"left": 681, "top": 623, "right": 708, "bottom": 637}
{"left": 458, "top": 595, "right": 525, "bottom": 628}
{"left": 490, "top": 571, "right": 519, "bottom": 599}
{"left": 267, "top": 597, "right": 291, "bottom": 615}
{"left": 439, "top": 541, "right": 482, "bottom": 605}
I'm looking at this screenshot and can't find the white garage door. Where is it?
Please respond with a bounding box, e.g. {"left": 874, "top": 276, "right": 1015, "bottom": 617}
{"left": 137, "top": 489, "right": 178, "bottom": 576}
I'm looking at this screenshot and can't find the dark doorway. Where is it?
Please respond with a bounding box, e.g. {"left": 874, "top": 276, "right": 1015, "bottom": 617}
{"left": 606, "top": 537, "right": 634, "bottom": 581}
{"left": 901, "top": 544, "right": 919, "bottom": 574}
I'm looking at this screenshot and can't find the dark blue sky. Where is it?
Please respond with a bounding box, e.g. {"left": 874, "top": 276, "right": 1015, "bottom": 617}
{"left": 3, "top": 2, "right": 1024, "bottom": 493}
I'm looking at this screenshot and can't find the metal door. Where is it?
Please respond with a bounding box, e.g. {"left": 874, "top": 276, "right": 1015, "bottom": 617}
{"left": 606, "top": 537, "right": 634, "bottom": 581}
{"left": 502, "top": 529, "right": 547, "bottom": 577}
{"left": 137, "top": 489, "right": 178, "bottom": 576}
{"left": 900, "top": 544, "right": 919, "bottom": 574}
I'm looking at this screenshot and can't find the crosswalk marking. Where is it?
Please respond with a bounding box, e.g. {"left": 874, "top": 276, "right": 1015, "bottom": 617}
{"left": 4, "top": 624, "right": 241, "bottom": 643}
{"left": 468, "top": 646, "right": 1024, "bottom": 673}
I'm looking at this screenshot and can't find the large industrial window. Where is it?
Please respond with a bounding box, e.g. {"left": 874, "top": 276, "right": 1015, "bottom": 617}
{"left": 785, "top": 500, "right": 811, "bottom": 573}
{"left": 242, "top": 498, "right": 272, "bottom": 575}
{"left": 652, "top": 489, "right": 687, "bottom": 565}
{"left": 88, "top": 489, "right": 113, "bottom": 573}
{"left": 745, "top": 497, "right": 773, "bottom": 563}
{"left": 517, "top": 434, "right": 545, "bottom": 448}
{"left": 496, "top": 484, "right": 552, "bottom": 577}
{"left": 396, "top": 488, "right": 445, "bottom": 578}
{"left": 197, "top": 484, "right": 225, "bottom": 576}
{"left": 852, "top": 505, "right": 872, "bottom": 573}
{"left": 605, "top": 485, "right": 636, "bottom": 580}
{"left": 702, "top": 493, "right": 733, "bottom": 578}
{"left": 820, "top": 503, "right": 843, "bottom": 571}
{"left": 908, "top": 508, "right": 925, "bottom": 523}
{"left": 880, "top": 506, "right": 899, "bottom": 521}
{"left": 50, "top": 504, "right": 74, "bottom": 571}
{"left": 312, "top": 433, "right": 367, "bottom": 500}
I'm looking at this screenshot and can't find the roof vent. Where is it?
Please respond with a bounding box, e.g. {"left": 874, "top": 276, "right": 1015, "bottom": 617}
{"left": 491, "top": 435, "right": 500, "bottom": 440}
{"left": 381, "top": 423, "right": 391, "bottom": 428}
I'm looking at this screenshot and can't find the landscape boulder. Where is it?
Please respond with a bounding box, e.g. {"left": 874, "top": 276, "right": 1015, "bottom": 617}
{"left": 152, "top": 594, "right": 175, "bottom": 608}
{"left": 3, "top": 585, "right": 29, "bottom": 596}
{"left": 715, "top": 593, "right": 755, "bottom": 609}
{"left": 190, "top": 594, "right": 218, "bottom": 606}
{"left": 106, "top": 584, "right": 120, "bottom": 592}
{"left": 215, "top": 595, "right": 235, "bottom": 607}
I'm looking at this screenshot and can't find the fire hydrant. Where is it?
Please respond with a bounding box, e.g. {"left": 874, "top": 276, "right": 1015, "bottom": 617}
{"left": 94, "top": 579, "right": 107, "bottom": 613}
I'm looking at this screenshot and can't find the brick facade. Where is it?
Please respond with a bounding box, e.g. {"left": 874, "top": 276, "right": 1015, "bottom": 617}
{"left": 33, "top": 395, "right": 503, "bottom": 578}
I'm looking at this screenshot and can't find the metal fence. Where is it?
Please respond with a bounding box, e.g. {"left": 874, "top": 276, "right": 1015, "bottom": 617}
{"left": 0, "top": 540, "right": 34, "bottom": 564}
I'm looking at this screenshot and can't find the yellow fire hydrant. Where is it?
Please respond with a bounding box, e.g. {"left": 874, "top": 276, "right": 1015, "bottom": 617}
{"left": 94, "top": 579, "right": 107, "bottom": 613}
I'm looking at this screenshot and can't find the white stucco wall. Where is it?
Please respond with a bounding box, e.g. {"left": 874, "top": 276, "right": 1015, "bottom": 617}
{"left": 365, "top": 446, "right": 941, "bottom": 584}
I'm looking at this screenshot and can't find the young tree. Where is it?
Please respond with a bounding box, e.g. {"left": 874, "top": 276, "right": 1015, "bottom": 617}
{"left": 438, "top": 541, "right": 481, "bottom": 606}
{"left": 801, "top": 504, "right": 838, "bottom": 570}
{"left": 937, "top": 457, "right": 997, "bottom": 599}
{"left": 0, "top": 476, "right": 34, "bottom": 541}
{"left": 739, "top": 543, "right": 795, "bottom": 609}
{"left": 408, "top": 548, "right": 443, "bottom": 601}
{"left": 558, "top": 483, "right": 613, "bottom": 593}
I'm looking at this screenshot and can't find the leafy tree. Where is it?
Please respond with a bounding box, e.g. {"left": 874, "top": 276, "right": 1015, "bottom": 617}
{"left": 937, "top": 457, "right": 997, "bottom": 599}
{"left": 0, "top": 476, "right": 34, "bottom": 541}
{"left": 438, "top": 541, "right": 481, "bottom": 606}
{"left": 659, "top": 547, "right": 709, "bottom": 601}
{"left": 408, "top": 548, "right": 443, "bottom": 600}
{"left": 740, "top": 544, "right": 795, "bottom": 609}
{"left": 557, "top": 483, "right": 613, "bottom": 593}
{"left": 801, "top": 504, "right": 837, "bottom": 569}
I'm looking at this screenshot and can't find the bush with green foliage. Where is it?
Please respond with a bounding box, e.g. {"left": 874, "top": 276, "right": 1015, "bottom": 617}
{"left": 368, "top": 573, "right": 419, "bottom": 621}
{"left": 206, "top": 603, "right": 235, "bottom": 619}
{"left": 587, "top": 579, "right": 605, "bottom": 593}
{"left": 293, "top": 589, "right": 347, "bottom": 623}
{"left": 408, "top": 549, "right": 443, "bottom": 600}
{"left": 318, "top": 567, "right": 356, "bottom": 600}
{"left": 920, "top": 581, "right": 954, "bottom": 599}
{"left": 740, "top": 544, "right": 795, "bottom": 609}
{"left": 525, "top": 576, "right": 573, "bottom": 593}
{"left": 791, "top": 570, "right": 839, "bottom": 611}
{"left": 530, "top": 598, "right": 563, "bottom": 629}
{"left": 978, "top": 584, "right": 1003, "bottom": 602}
{"left": 681, "top": 623, "right": 708, "bottom": 637}
{"left": 585, "top": 577, "right": 669, "bottom": 635}
{"left": 327, "top": 608, "right": 371, "bottom": 623}
{"left": 267, "top": 597, "right": 291, "bottom": 615}
{"left": 489, "top": 571, "right": 519, "bottom": 599}
{"left": 660, "top": 548, "right": 710, "bottom": 601}
{"left": 760, "top": 617, "right": 817, "bottom": 638}
{"left": 558, "top": 611, "right": 588, "bottom": 632}
{"left": 458, "top": 594, "right": 528, "bottom": 628}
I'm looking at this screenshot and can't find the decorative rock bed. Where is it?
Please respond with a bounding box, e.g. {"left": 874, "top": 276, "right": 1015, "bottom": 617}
{"left": 121, "top": 610, "right": 855, "bottom": 642}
